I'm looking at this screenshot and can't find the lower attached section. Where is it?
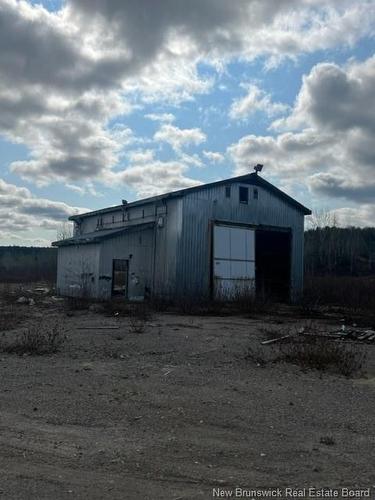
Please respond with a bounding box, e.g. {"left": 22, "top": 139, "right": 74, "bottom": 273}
{"left": 56, "top": 221, "right": 296, "bottom": 303}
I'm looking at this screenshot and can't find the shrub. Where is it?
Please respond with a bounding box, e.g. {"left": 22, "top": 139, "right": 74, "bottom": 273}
{"left": 320, "top": 436, "right": 335, "bottom": 446}
{"left": 244, "top": 345, "right": 268, "bottom": 366}
{"left": 245, "top": 328, "right": 366, "bottom": 377}
{"left": 277, "top": 335, "right": 366, "bottom": 377}
{"left": 65, "top": 296, "right": 90, "bottom": 311}
{"left": 101, "top": 300, "right": 130, "bottom": 316}
{"left": 149, "top": 296, "right": 172, "bottom": 312}
{"left": 0, "top": 305, "right": 27, "bottom": 332}
{"left": 0, "top": 321, "right": 66, "bottom": 355}
{"left": 127, "top": 302, "right": 153, "bottom": 333}
{"left": 303, "top": 276, "right": 375, "bottom": 316}
{"left": 0, "top": 283, "right": 29, "bottom": 305}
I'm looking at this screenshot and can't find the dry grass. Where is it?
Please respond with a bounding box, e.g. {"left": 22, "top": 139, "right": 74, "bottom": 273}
{"left": 303, "top": 276, "right": 375, "bottom": 319}
{"left": 0, "top": 303, "right": 29, "bottom": 332}
{"left": 0, "top": 321, "right": 66, "bottom": 355}
{"left": 278, "top": 336, "right": 366, "bottom": 377}
{"left": 246, "top": 328, "right": 366, "bottom": 377}
{"left": 127, "top": 302, "right": 153, "bottom": 333}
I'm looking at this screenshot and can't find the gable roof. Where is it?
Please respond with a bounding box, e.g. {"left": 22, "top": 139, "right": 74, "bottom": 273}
{"left": 70, "top": 173, "right": 311, "bottom": 221}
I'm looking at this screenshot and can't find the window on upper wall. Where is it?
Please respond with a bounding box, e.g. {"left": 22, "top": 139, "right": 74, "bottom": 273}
{"left": 239, "top": 186, "right": 248, "bottom": 204}
{"left": 225, "top": 185, "right": 231, "bottom": 198}
{"left": 253, "top": 188, "right": 258, "bottom": 200}
{"left": 112, "top": 215, "right": 115, "bottom": 223}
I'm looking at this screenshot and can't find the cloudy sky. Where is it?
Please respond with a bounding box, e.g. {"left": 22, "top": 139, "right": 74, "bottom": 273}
{"left": 0, "top": 0, "right": 374, "bottom": 246}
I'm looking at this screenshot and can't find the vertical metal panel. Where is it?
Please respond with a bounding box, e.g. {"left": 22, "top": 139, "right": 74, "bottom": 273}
{"left": 98, "top": 228, "right": 154, "bottom": 300}
{"left": 56, "top": 244, "right": 100, "bottom": 298}
{"left": 59, "top": 180, "right": 306, "bottom": 301}
{"left": 153, "top": 198, "right": 183, "bottom": 297}
{"left": 176, "top": 182, "right": 305, "bottom": 300}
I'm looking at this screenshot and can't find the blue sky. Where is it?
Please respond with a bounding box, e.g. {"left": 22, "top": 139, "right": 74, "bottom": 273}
{"left": 0, "top": 0, "right": 374, "bottom": 245}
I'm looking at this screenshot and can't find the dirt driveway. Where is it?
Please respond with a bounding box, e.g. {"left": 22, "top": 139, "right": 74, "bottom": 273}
{"left": 0, "top": 304, "right": 374, "bottom": 499}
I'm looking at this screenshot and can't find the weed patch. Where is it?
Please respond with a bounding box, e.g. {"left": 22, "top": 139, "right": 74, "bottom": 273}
{"left": 278, "top": 336, "right": 366, "bottom": 377}
{"left": 245, "top": 329, "right": 366, "bottom": 377}
{"left": 0, "top": 321, "right": 66, "bottom": 355}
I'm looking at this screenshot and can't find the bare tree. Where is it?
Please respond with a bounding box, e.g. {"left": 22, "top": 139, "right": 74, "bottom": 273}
{"left": 56, "top": 221, "right": 73, "bottom": 241}
{"left": 306, "top": 209, "right": 338, "bottom": 230}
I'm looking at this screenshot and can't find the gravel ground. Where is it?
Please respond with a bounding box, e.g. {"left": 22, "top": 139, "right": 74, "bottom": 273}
{"left": 0, "top": 302, "right": 374, "bottom": 499}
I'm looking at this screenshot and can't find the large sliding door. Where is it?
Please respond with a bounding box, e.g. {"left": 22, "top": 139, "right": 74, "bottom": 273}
{"left": 213, "top": 224, "right": 255, "bottom": 299}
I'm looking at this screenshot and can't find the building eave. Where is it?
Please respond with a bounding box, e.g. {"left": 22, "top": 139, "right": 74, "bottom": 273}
{"left": 52, "top": 222, "right": 155, "bottom": 247}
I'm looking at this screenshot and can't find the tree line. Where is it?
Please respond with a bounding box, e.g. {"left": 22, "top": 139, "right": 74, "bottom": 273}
{"left": 304, "top": 227, "right": 375, "bottom": 276}
{"left": 0, "top": 246, "right": 57, "bottom": 282}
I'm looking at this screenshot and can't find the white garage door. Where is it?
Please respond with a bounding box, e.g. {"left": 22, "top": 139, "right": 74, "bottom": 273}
{"left": 213, "top": 224, "right": 255, "bottom": 299}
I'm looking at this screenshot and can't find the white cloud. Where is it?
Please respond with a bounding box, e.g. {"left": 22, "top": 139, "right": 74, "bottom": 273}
{"left": 0, "top": 177, "right": 88, "bottom": 243}
{"left": 331, "top": 205, "right": 375, "bottom": 228}
{"left": 229, "top": 84, "right": 288, "bottom": 120}
{"left": 0, "top": 0, "right": 373, "bottom": 189}
{"left": 127, "top": 149, "right": 155, "bottom": 164}
{"left": 229, "top": 55, "right": 375, "bottom": 210}
{"left": 112, "top": 161, "right": 202, "bottom": 198}
{"left": 144, "top": 113, "right": 175, "bottom": 123}
{"left": 203, "top": 150, "right": 225, "bottom": 163}
{"left": 154, "top": 124, "right": 206, "bottom": 151}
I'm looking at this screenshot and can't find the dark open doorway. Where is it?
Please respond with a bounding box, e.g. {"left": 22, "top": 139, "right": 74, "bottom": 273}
{"left": 255, "top": 229, "right": 291, "bottom": 301}
{"left": 112, "top": 259, "right": 129, "bottom": 297}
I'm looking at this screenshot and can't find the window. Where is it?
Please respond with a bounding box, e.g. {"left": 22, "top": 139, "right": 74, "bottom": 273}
{"left": 239, "top": 186, "right": 248, "bottom": 204}
{"left": 112, "top": 215, "right": 115, "bottom": 223}
{"left": 253, "top": 188, "right": 258, "bottom": 200}
{"left": 225, "top": 185, "right": 231, "bottom": 198}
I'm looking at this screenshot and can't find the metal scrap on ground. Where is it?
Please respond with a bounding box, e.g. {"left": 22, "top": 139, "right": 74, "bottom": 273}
{"left": 262, "top": 327, "right": 375, "bottom": 345}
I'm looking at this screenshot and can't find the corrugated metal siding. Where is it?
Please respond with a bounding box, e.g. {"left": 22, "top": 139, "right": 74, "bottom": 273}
{"left": 153, "top": 198, "right": 183, "bottom": 297}
{"left": 56, "top": 244, "right": 100, "bottom": 298}
{"left": 177, "top": 182, "right": 305, "bottom": 300}
{"left": 58, "top": 181, "right": 306, "bottom": 301}
{"left": 79, "top": 204, "right": 158, "bottom": 234}
{"left": 98, "top": 228, "right": 154, "bottom": 300}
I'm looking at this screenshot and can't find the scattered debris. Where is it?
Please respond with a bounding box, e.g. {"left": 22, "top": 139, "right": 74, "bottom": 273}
{"left": 16, "top": 296, "right": 34, "bottom": 305}
{"left": 261, "top": 334, "right": 295, "bottom": 345}
{"left": 262, "top": 325, "right": 375, "bottom": 346}
{"left": 305, "top": 327, "right": 375, "bottom": 344}
{"left": 33, "top": 287, "right": 50, "bottom": 294}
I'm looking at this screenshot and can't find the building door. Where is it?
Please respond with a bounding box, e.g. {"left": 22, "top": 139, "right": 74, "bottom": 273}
{"left": 255, "top": 229, "right": 291, "bottom": 301}
{"left": 112, "top": 259, "right": 129, "bottom": 297}
{"left": 213, "top": 224, "right": 255, "bottom": 299}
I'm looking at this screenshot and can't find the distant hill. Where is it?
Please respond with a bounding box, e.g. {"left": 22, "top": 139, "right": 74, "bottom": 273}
{"left": 0, "top": 246, "right": 57, "bottom": 282}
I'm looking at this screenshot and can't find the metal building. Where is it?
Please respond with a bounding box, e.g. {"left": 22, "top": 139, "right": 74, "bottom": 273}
{"left": 53, "top": 173, "right": 311, "bottom": 302}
